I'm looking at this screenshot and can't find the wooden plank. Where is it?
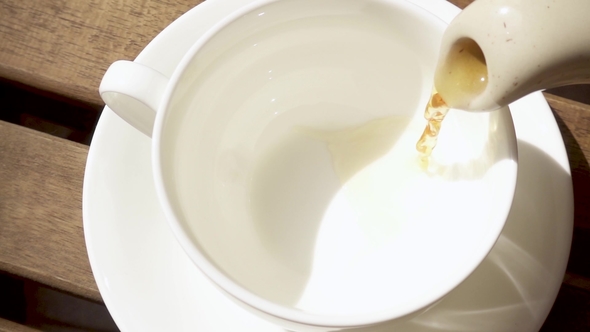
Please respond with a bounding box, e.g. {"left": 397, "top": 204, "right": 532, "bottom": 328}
{"left": 0, "top": 120, "right": 99, "bottom": 302}
{"left": 0, "top": 0, "right": 470, "bottom": 108}
{"left": 1, "top": 0, "right": 589, "bottom": 320}
{"left": 0, "top": 318, "right": 41, "bottom": 332}
{"left": 545, "top": 93, "right": 590, "bottom": 165}
{"left": 544, "top": 92, "right": 590, "bottom": 230}
{"left": 564, "top": 271, "right": 590, "bottom": 292}
{"left": 0, "top": 0, "right": 205, "bottom": 107}
{"left": 447, "top": 0, "right": 472, "bottom": 9}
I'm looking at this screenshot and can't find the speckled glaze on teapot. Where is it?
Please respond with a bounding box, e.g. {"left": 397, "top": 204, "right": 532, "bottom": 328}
{"left": 436, "top": 0, "right": 590, "bottom": 111}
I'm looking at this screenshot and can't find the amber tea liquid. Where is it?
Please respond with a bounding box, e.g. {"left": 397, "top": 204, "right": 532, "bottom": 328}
{"left": 416, "top": 91, "right": 449, "bottom": 168}
{"left": 416, "top": 38, "right": 488, "bottom": 166}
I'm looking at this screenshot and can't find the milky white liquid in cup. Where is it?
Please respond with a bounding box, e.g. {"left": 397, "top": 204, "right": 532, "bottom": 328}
{"left": 243, "top": 110, "right": 495, "bottom": 316}
{"left": 166, "top": 5, "right": 501, "bottom": 318}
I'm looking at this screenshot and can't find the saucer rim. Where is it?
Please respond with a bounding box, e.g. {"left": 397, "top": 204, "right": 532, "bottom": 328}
{"left": 83, "top": 0, "right": 573, "bottom": 331}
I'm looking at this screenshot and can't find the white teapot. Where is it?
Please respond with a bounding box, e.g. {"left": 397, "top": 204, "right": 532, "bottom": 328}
{"left": 436, "top": 0, "right": 590, "bottom": 111}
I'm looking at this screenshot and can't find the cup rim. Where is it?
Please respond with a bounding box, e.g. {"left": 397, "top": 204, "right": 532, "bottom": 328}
{"left": 150, "top": 0, "right": 518, "bottom": 328}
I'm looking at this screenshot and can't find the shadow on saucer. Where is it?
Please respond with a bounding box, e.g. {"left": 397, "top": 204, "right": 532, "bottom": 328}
{"left": 354, "top": 140, "right": 573, "bottom": 331}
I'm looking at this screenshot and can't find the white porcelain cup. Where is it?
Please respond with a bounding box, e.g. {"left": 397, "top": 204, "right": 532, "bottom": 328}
{"left": 99, "top": 0, "right": 518, "bottom": 330}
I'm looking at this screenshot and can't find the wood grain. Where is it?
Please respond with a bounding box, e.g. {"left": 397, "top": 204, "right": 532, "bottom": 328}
{"left": 0, "top": 0, "right": 476, "bottom": 304}
{"left": 447, "top": 0, "right": 471, "bottom": 9}
{"left": 0, "top": 0, "right": 589, "bottom": 329}
{"left": 0, "top": 0, "right": 469, "bottom": 121}
{"left": 545, "top": 93, "right": 590, "bottom": 230}
{"left": 0, "top": 120, "right": 99, "bottom": 302}
{"left": 0, "top": 318, "right": 41, "bottom": 332}
{"left": 0, "top": 0, "right": 204, "bottom": 108}
{"left": 0, "top": 0, "right": 467, "bottom": 109}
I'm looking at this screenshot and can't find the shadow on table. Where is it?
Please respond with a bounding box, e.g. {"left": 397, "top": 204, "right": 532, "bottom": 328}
{"left": 550, "top": 106, "right": 590, "bottom": 277}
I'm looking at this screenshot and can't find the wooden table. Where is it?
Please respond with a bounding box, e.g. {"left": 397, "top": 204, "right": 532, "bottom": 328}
{"left": 0, "top": 0, "right": 588, "bottom": 330}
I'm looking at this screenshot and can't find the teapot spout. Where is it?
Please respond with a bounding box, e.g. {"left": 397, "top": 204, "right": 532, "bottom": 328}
{"left": 436, "top": 0, "right": 590, "bottom": 112}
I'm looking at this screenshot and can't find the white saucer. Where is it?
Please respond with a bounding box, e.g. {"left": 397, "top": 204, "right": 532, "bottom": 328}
{"left": 83, "top": 0, "right": 573, "bottom": 331}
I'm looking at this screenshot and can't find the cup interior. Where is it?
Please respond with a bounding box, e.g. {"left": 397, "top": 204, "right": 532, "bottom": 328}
{"left": 155, "top": 0, "right": 517, "bottom": 326}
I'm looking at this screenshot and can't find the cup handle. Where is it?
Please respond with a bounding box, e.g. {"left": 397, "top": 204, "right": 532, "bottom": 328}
{"left": 99, "top": 60, "right": 169, "bottom": 137}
